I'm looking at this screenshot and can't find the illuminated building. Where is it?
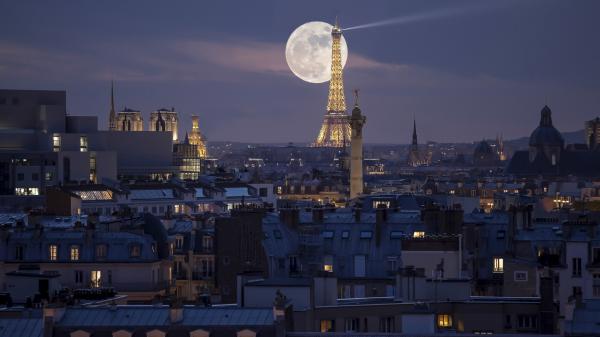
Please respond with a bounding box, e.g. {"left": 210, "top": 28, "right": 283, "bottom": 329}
{"left": 173, "top": 133, "right": 201, "bottom": 180}
{"left": 407, "top": 119, "right": 431, "bottom": 167}
{"left": 496, "top": 134, "right": 507, "bottom": 161}
{"left": 188, "top": 115, "right": 208, "bottom": 158}
{"left": 150, "top": 108, "right": 179, "bottom": 142}
{"left": 115, "top": 108, "right": 144, "bottom": 131}
{"left": 585, "top": 116, "right": 600, "bottom": 150}
{"left": 349, "top": 90, "right": 366, "bottom": 199}
{"left": 312, "top": 21, "right": 351, "bottom": 148}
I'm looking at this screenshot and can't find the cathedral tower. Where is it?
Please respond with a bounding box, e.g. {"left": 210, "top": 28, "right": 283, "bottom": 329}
{"left": 312, "top": 21, "right": 351, "bottom": 147}
{"left": 349, "top": 90, "right": 366, "bottom": 199}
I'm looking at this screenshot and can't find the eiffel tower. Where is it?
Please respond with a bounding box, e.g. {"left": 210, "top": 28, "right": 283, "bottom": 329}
{"left": 312, "top": 21, "right": 351, "bottom": 148}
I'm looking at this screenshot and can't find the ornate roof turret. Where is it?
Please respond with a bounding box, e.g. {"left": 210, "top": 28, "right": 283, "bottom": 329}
{"left": 529, "top": 105, "right": 564, "bottom": 147}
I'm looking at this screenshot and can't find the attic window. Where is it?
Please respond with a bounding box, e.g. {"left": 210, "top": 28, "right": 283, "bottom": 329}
{"left": 341, "top": 230, "right": 350, "bottom": 239}
{"left": 390, "top": 231, "right": 404, "bottom": 239}
{"left": 360, "top": 231, "right": 373, "bottom": 239}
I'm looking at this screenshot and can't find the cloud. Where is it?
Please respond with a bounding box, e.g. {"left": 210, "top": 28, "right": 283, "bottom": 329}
{"left": 0, "top": 36, "right": 407, "bottom": 84}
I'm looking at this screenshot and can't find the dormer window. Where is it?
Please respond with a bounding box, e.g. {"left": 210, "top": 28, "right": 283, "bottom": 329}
{"left": 130, "top": 244, "right": 141, "bottom": 258}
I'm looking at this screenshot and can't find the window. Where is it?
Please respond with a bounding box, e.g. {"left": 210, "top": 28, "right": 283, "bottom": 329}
{"left": 70, "top": 245, "right": 80, "bottom": 261}
{"left": 437, "top": 314, "right": 452, "bottom": 328}
{"left": 17, "top": 173, "right": 24, "bottom": 181}
{"left": 259, "top": 187, "right": 268, "bottom": 197}
{"left": 130, "top": 244, "right": 141, "bottom": 257}
{"left": 341, "top": 230, "right": 350, "bottom": 239}
{"left": 593, "top": 248, "right": 600, "bottom": 264}
{"left": 96, "top": 244, "right": 107, "bottom": 259}
{"left": 354, "top": 284, "right": 365, "bottom": 297}
{"left": 79, "top": 136, "right": 88, "bottom": 152}
{"left": 573, "top": 286, "right": 582, "bottom": 298}
{"left": 320, "top": 320, "right": 335, "bottom": 332}
{"left": 360, "top": 231, "right": 373, "bottom": 239}
{"left": 497, "top": 230, "right": 506, "bottom": 239}
{"left": 90, "top": 270, "right": 102, "bottom": 288}
{"left": 203, "top": 236, "right": 213, "bottom": 251}
{"left": 379, "top": 316, "right": 395, "bottom": 332}
{"left": 324, "top": 255, "right": 333, "bottom": 272}
{"left": 413, "top": 231, "right": 425, "bottom": 238}
{"left": 387, "top": 257, "right": 397, "bottom": 273}
{"left": 45, "top": 172, "right": 53, "bottom": 181}
{"left": 493, "top": 257, "right": 504, "bottom": 273}
{"left": 289, "top": 256, "right": 298, "bottom": 273}
{"left": 572, "top": 257, "right": 582, "bottom": 277}
{"left": 175, "top": 236, "right": 184, "bottom": 250}
{"left": 344, "top": 318, "right": 360, "bottom": 332}
{"left": 49, "top": 244, "right": 58, "bottom": 261}
{"left": 32, "top": 173, "right": 39, "bottom": 181}
{"left": 15, "top": 245, "right": 24, "bottom": 260}
{"left": 593, "top": 274, "right": 600, "bottom": 297}
{"left": 322, "top": 230, "right": 334, "bottom": 239}
{"left": 52, "top": 134, "right": 61, "bottom": 152}
{"left": 517, "top": 314, "right": 538, "bottom": 329}
{"left": 273, "top": 230, "right": 282, "bottom": 239}
{"left": 390, "top": 231, "right": 404, "bottom": 239}
{"left": 354, "top": 255, "right": 366, "bottom": 277}
{"left": 75, "top": 270, "right": 83, "bottom": 284}
{"left": 514, "top": 271, "right": 528, "bottom": 281}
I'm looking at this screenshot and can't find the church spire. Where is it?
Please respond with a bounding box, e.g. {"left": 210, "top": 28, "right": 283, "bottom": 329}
{"left": 412, "top": 118, "right": 418, "bottom": 145}
{"left": 108, "top": 81, "right": 116, "bottom": 131}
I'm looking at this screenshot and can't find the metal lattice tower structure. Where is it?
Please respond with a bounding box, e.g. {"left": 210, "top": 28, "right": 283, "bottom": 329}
{"left": 312, "top": 21, "right": 351, "bottom": 148}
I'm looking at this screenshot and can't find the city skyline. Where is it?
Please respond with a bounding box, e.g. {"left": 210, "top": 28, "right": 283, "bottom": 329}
{"left": 1, "top": 0, "right": 599, "bottom": 143}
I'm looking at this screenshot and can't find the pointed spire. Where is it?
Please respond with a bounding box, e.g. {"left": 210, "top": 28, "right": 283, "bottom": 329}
{"left": 184, "top": 132, "right": 190, "bottom": 144}
{"left": 353, "top": 89, "right": 359, "bottom": 107}
{"left": 412, "top": 118, "right": 418, "bottom": 145}
{"left": 108, "top": 81, "right": 116, "bottom": 130}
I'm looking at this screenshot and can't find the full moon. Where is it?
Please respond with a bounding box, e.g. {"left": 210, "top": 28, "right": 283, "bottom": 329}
{"left": 285, "top": 21, "right": 348, "bottom": 83}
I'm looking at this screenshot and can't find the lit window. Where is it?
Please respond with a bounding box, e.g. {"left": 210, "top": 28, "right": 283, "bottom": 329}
{"left": 413, "top": 231, "right": 425, "bottom": 238}
{"left": 324, "top": 255, "right": 333, "bottom": 272}
{"left": 49, "top": 244, "right": 58, "bottom": 261}
{"left": 320, "top": 320, "right": 334, "bottom": 332}
{"left": 437, "top": 314, "right": 452, "bottom": 328}
{"left": 70, "top": 245, "right": 80, "bottom": 261}
{"left": 90, "top": 270, "right": 102, "bottom": 288}
{"left": 175, "top": 235, "right": 184, "bottom": 249}
{"left": 493, "top": 257, "right": 504, "bottom": 273}
{"left": 52, "top": 134, "right": 61, "bottom": 152}
{"left": 79, "top": 136, "right": 88, "bottom": 152}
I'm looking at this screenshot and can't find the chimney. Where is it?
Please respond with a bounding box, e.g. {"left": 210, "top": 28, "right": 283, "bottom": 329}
{"left": 312, "top": 206, "right": 324, "bottom": 224}
{"left": 43, "top": 303, "right": 65, "bottom": 337}
{"left": 354, "top": 207, "right": 361, "bottom": 223}
{"left": 539, "top": 268, "right": 556, "bottom": 334}
{"left": 375, "top": 204, "right": 388, "bottom": 225}
{"left": 279, "top": 208, "right": 299, "bottom": 229}
{"left": 169, "top": 300, "right": 184, "bottom": 324}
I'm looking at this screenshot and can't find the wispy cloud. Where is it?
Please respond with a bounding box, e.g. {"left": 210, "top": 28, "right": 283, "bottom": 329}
{"left": 0, "top": 36, "right": 406, "bottom": 84}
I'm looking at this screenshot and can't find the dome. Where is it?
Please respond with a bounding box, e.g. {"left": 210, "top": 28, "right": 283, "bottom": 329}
{"left": 529, "top": 105, "right": 564, "bottom": 147}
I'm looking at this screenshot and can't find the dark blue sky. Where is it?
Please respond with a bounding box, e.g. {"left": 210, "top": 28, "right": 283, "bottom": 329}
{"left": 1, "top": 1, "right": 599, "bottom": 143}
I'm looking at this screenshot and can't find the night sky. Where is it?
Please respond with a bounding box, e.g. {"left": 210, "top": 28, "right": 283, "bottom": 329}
{"left": 1, "top": 1, "right": 599, "bottom": 144}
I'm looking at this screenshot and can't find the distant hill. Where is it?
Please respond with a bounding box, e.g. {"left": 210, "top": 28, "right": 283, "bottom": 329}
{"left": 506, "top": 129, "right": 585, "bottom": 150}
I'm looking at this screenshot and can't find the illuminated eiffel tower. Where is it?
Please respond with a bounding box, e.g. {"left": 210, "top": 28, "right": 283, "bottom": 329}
{"left": 312, "top": 21, "right": 351, "bottom": 148}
